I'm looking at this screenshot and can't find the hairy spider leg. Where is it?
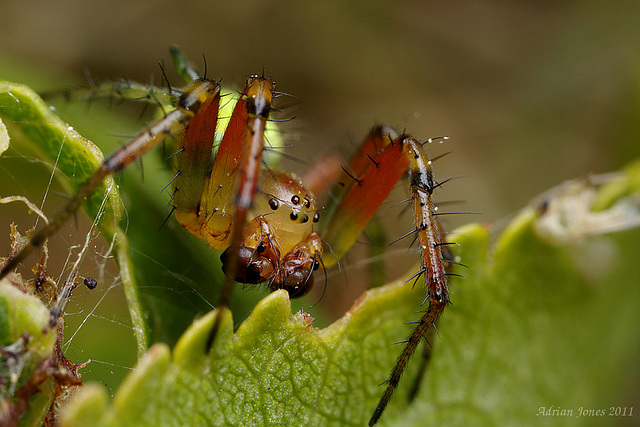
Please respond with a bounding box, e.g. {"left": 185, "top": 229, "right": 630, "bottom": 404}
{"left": 208, "top": 77, "right": 272, "bottom": 318}
{"left": 41, "top": 80, "right": 178, "bottom": 109}
{"left": 321, "top": 126, "right": 409, "bottom": 263}
{"left": 168, "top": 44, "right": 201, "bottom": 84}
{"left": 368, "top": 137, "right": 450, "bottom": 426}
{"left": 0, "top": 79, "right": 221, "bottom": 279}
{"left": 161, "top": 76, "right": 276, "bottom": 348}
{"left": 40, "top": 45, "right": 201, "bottom": 108}
{"left": 314, "top": 128, "right": 450, "bottom": 425}
{"left": 403, "top": 225, "right": 454, "bottom": 403}
{"left": 174, "top": 77, "right": 272, "bottom": 248}
{"left": 369, "top": 301, "right": 446, "bottom": 425}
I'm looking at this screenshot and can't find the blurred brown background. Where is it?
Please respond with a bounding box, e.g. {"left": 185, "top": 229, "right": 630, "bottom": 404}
{"left": 2, "top": 1, "right": 639, "bottom": 220}
{"left": 1, "top": 0, "right": 640, "bottom": 391}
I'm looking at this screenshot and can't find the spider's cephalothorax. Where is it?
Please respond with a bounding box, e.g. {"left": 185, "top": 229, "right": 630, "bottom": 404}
{"left": 218, "top": 171, "right": 323, "bottom": 297}
{"left": 172, "top": 76, "right": 323, "bottom": 297}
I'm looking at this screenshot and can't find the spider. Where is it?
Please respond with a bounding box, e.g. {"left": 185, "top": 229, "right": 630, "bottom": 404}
{"left": 0, "top": 46, "right": 456, "bottom": 425}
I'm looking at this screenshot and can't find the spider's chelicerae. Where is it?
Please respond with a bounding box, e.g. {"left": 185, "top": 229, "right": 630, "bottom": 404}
{"left": 0, "top": 47, "right": 459, "bottom": 425}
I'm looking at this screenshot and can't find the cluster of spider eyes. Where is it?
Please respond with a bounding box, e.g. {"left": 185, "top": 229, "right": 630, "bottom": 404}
{"left": 268, "top": 196, "right": 320, "bottom": 224}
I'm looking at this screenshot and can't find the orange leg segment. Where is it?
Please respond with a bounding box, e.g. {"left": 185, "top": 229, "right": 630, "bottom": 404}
{"left": 322, "top": 126, "right": 409, "bottom": 263}
{"left": 318, "top": 128, "right": 451, "bottom": 425}
{"left": 368, "top": 137, "right": 450, "bottom": 425}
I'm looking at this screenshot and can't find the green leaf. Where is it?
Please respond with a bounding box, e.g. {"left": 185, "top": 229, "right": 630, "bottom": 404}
{"left": 59, "top": 166, "right": 640, "bottom": 426}
{"left": 0, "top": 82, "right": 121, "bottom": 224}
{"left": 0, "top": 279, "right": 56, "bottom": 356}
{"left": 0, "top": 278, "right": 58, "bottom": 427}
{"left": 0, "top": 80, "right": 149, "bottom": 356}
{"left": 0, "top": 115, "right": 9, "bottom": 155}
